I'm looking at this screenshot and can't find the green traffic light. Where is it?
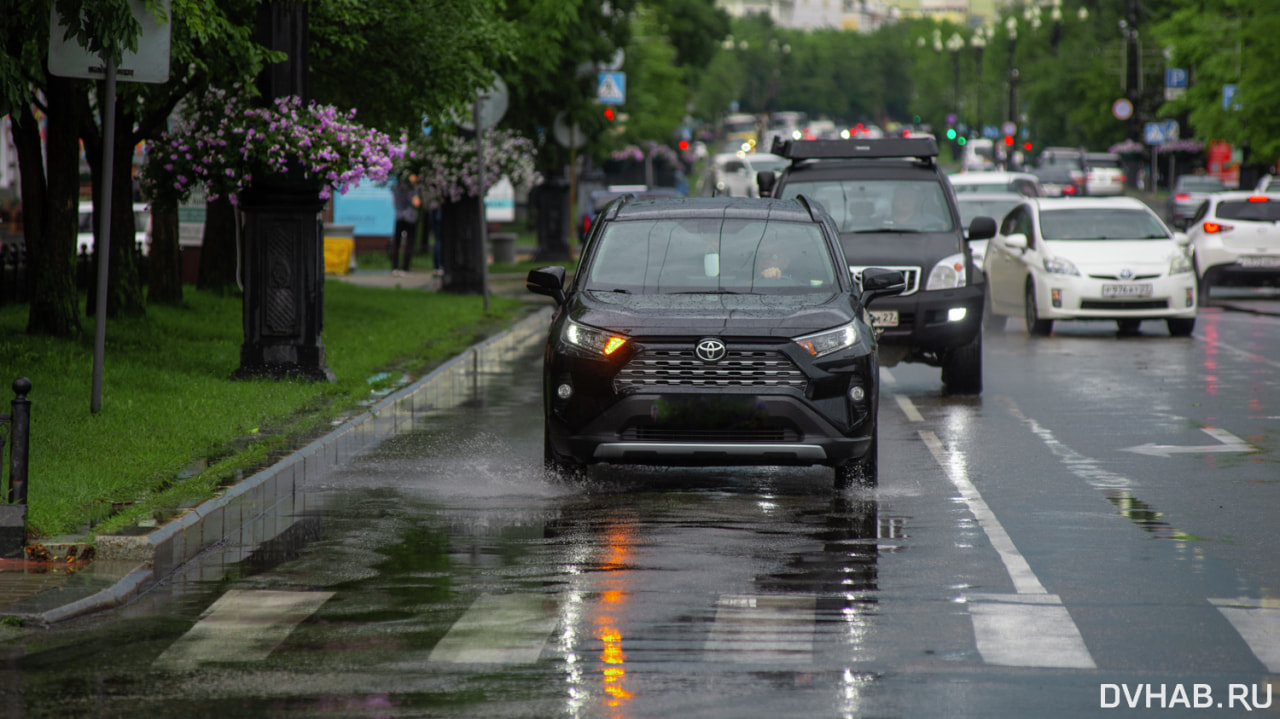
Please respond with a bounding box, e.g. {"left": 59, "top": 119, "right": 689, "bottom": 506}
{"left": 945, "top": 128, "right": 957, "bottom": 140}
{"left": 957, "top": 136, "right": 967, "bottom": 146}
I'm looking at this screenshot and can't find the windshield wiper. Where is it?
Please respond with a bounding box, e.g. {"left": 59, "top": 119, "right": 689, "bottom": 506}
{"left": 667, "top": 290, "right": 744, "bottom": 295}
{"left": 588, "top": 287, "right": 631, "bottom": 294}
{"left": 847, "top": 227, "right": 919, "bottom": 234}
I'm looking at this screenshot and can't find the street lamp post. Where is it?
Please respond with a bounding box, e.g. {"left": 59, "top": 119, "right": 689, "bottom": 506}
{"left": 1005, "top": 14, "right": 1018, "bottom": 166}
{"left": 946, "top": 32, "right": 965, "bottom": 123}
{"left": 971, "top": 29, "right": 986, "bottom": 140}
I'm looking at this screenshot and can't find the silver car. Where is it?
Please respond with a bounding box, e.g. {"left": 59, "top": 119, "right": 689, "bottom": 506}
{"left": 1167, "top": 175, "right": 1225, "bottom": 229}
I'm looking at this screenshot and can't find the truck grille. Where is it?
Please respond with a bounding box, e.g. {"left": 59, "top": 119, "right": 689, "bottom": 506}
{"left": 614, "top": 349, "right": 807, "bottom": 392}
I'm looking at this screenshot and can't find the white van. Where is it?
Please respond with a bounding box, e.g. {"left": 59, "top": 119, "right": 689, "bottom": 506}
{"left": 962, "top": 138, "right": 995, "bottom": 172}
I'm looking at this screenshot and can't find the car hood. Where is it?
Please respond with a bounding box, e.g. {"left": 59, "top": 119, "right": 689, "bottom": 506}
{"left": 572, "top": 290, "right": 854, "bottom": 337}
{"left": 837, "top": 231, "right": 964, "bottom": 267}
{"left": 1043, "top": 239, "right": 1182, "bottom": 271}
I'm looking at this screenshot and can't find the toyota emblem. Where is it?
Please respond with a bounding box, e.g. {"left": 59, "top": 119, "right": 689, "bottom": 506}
{"left": 1119, "top": 268, "right": 1134, "bottom": 279}
{"left": 695, "top": 338, "right": 726, "bottom": 362}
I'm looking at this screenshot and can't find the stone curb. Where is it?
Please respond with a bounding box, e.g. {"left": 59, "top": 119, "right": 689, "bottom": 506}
{"left": 28, "top": 306, "right": 552, "bottom": 625}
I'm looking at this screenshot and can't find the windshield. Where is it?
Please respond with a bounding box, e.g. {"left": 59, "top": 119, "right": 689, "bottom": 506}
{"left": 780, "top": 179, "right": 955, "bottom": 233}
{"left": 747, "top": 157, "right": 789, "bottom": 174}
{"left": 583, "top": 217, "right": 837, "bottom": 295}
{"left": 957, "top": 198, "right": 1020, "bottom": 226}
{"left": 1039, "top": 208, "right": 1170, "bottom": 240}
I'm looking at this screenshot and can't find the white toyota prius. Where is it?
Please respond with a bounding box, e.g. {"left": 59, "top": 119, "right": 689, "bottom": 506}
{"left": 983, "top": 196, "right": 1197, "bottom": 336}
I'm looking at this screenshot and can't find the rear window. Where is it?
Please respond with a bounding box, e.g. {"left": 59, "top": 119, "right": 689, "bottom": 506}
{"left": 957, "top": 197, "right": 1020, "bottom": 226}
{"left": 1178, "top": 177, "right": 1224, "bottom": 192}
{"left": 1215, "top": 199, "right": 1280, "bottom": 222}
{"left": 584, "top": 217, "right": 837, "bottom": 295}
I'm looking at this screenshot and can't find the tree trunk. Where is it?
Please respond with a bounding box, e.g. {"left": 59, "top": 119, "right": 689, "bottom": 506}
{"left": 17, "top": 78, "right": 82, "bottom": 338}
{"left": 196, "top": 195, "right": 241, "bottom": 295}
{"left": 147, "top": 199, "right": 184, "bottom": 305}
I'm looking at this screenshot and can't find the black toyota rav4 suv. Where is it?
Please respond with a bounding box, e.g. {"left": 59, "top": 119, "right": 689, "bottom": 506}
{"left": 527, "top": 196, "right": 905, "bottom": 488}
{"left": 758, "top": 138, "right": 997, "bottom": 394}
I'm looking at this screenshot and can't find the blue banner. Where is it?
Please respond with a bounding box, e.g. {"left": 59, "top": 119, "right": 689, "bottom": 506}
{"left": 332, "top": 182, "right": 394, "bottom": 235}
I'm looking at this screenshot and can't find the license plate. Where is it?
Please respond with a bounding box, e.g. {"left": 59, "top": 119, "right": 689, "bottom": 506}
{"left": 870, "top": 310, "right": 899, "bottom": 327}
{"left": 1237, "top": 255, "right": 1280, "bottom": 268}
{"left": 1101, "top": 283, "right": 1153, "bottom": 298}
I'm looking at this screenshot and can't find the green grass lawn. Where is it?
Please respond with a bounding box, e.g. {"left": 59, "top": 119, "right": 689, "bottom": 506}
{"left": 0, "top": 282, "right": 523, "bottom": 540}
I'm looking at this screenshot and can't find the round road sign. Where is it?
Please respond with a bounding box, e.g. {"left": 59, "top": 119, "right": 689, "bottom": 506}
{"left": 1112, "top": 98, "right": 1133, "bottom": 120}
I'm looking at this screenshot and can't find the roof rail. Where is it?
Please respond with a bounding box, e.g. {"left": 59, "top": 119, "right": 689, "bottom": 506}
{"left": 771, "top": 136, "right": 938, "bottom": 164}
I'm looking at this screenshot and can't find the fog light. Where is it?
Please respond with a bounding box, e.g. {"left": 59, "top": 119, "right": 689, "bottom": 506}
{"left": 849, "top": 386, "right": 866, "bottom": 402}
{"left": 556, "top": 383, "right": 573, "bottom": 400}
{"left": 1051, "top": 288, "right": 1062, "bottom": 308}
{"left": 1186, "top": 288, "right": 1195, "bottom": 307}
{"left": 947, "top": 307, "right": 967, "bottom": 322}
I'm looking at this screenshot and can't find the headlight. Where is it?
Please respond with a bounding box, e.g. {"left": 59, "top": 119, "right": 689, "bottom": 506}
{"left": 1168, "top": 252, "right": 1194, "bottom": 275}
{"left": 563, "top": 321, "right": 628, "bottom": 357}
{"left": 795, "top": 324, "right": 858, "bottom": 358}
{"left": 1042, "top": 256, "right": 1080, "bottom": 276}
{"left": 926, "top": 253, "right": 967, "bottom": 290}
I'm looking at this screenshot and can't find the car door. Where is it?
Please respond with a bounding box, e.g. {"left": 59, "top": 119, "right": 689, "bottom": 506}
{"left": 986, "top": 204, "right": 1030, "bottom": 314}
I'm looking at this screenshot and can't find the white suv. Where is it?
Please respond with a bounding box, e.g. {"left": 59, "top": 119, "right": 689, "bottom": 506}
{"left": 1187, "top": 191, "right": 1280, "bottom": 303}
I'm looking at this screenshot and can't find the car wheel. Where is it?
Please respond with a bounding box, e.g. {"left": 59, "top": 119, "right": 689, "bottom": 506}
{"left": 941, "top": 331, "right": 983, "bottom": 394}
{"left": 1024, "top": 282, "right": 1053, "bottom": 336}
{"left": 983, "top": 286, "right": 1005, "bottom": 334}
{"left": 544, "top": 425, "right": 585, "bottom": 481}
{"left": 1116, "top": 319, "right": 1142, "bottom": 334}
{"left": 834, "top": 428, "right": 877, "bottom": 490}
{"left": 1197, "top": 273, "right": 1212, "bottom": 307}
{"left": 1167, "top": 317, "right": 1196, "bottom": 337}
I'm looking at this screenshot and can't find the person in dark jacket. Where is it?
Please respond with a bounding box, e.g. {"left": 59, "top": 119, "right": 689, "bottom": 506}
{"left": 390, "top": 174, "right": 420, "bottom": 275}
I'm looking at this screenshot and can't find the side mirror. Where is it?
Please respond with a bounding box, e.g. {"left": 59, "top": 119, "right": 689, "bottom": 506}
{"left": 1173, "top": 232, "right": 1191, "bottom": 247}
{"left": 756, "top": 170, "right": 776, "bottom": 198}
{"left": 967, "top": 216, "right": 997, "bottom": 241}
{"left": 527, "top": 266, "right": 567, "bottom": 305}
{"left": 859, "top": 267, "right": 906, "bottom": 307}
{"left": 1001, "top": 233, "right": 1029, "bottom": 250}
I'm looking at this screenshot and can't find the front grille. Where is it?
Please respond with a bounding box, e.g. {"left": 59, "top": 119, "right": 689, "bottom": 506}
{"left": 614, "top": 349, "right": 807, "bottom": 392}
{"left": 622, "top": 427, "right": 800, "bottom": 442}
{"left": 851, "top": 265, "right": 921, "bottom": 296}
{"left": 1087, "top": 273, "right": 1161, "bottom": 281}
{"left": 1080, "top": 299, "right": 1169, "bottom": 310}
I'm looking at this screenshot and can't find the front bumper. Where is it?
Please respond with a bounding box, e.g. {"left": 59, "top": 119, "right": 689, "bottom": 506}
{"left": 871, "top": 284, "right": 984, "bottom": 351}
{"left": 1031, "top": 273, "right": 1197, "bottom": 319}
{"left": 546, "top": 391, "right": 874, "bottom": 468}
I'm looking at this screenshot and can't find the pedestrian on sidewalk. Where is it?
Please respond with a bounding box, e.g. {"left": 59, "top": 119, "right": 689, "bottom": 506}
{"left": 390, "top": 174, "right": 420, "bottom": 275}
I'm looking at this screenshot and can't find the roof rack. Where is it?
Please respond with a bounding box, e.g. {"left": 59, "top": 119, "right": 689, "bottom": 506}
{"left": 771, "top": 136, "right": 938, "bottom": 164}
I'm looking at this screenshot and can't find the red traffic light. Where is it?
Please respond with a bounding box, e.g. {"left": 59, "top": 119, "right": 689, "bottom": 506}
{"left": 603, "top": 107, "right": 616, "bottom": 121}
{"left": 1003, "top": 135, "right": 1014, "bottom": 146}
{"left": 1023, "top": 142, "right": 1033, "bottom": 152}
{"left": 678, "top": 140, "right": 689, "bottom": 151}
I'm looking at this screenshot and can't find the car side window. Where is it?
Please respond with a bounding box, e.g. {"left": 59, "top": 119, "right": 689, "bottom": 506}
{"left": 1000, "top": 206, "right": 1022, "bottom": 236}
{"left": 1019, "top": 209, "right": 1036, "bottom": 249}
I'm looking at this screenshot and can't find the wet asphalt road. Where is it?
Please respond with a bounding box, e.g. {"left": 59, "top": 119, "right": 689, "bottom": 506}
{"left": 3, "top": 291, "right": 1279, "bottom": 719}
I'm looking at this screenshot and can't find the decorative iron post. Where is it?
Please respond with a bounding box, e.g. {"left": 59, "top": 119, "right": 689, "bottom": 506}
{"left": 1, "top": 377, "right": 31, "bottom": 558}
{"left": 233, "top": 1, "right": 334, "bottom": 381}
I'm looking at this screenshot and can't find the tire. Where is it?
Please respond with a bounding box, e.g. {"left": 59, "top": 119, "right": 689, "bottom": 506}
{"left": 1116, "top": 319, "right": 1142, "bottom": 334}
{"left": 983, "top": 286, "right": 1006, "bottom": 334}
{"left": 1167, "top": 317, "right": 1196, "bottom": 337}
{"left": 544, "top": 424, "right": 585, "bottom": 480}
{"left": 834, "top": 427, "right": 877, "bottom": 490}
{"left": 1024, "top": 282, "right": 1053, "bottom": 336}
{"left": 1197, "top": 273, "right": 1212, "bottom": 308}
{"left": 941, "top": 331, "right": 983, "bottom": 395}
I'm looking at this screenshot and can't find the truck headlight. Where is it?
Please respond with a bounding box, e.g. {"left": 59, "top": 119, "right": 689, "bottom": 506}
{"left": 926, "top": 253, "right": 966, "bottom": 290}
{"left": 564, "top": 321, "right": 628, "bottom": 357}
{"left": 795, "top": 324, "right": 857, "bottom": 358}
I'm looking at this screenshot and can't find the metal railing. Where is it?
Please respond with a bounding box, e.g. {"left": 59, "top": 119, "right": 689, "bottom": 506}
{"left": 1, "top": 378, "right": 31, "bottom": 557}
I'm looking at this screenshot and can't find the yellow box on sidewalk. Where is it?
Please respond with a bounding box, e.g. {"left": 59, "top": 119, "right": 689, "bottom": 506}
{"left": 323, "top": 223, "right": 356, "bottom": 275}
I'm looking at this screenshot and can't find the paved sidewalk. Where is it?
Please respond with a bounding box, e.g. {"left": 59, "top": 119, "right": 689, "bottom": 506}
{"left": 0, "top": 268, "right": 553, "bottom": 626}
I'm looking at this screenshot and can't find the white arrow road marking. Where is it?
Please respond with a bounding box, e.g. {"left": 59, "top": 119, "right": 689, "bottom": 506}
{"left": 894, "top": 394, "right": 924, "bottom": 423}
{"left": 156, "top": 589, "right": 333, "bottom": 670}
{"left": 1122, "top": 427, "right": 1257, "bottom": 458}
{"left": 1210, "top": 598, "right": 1280, "bottom": 672}
{"left": 428, "top": 593, "right": 560, "bottom": 664}
{"left": 966, "top": 594, "right": 1097, "bottom": 669}
{"left": 704, "top": 594, "right": 816, "bottom": 664}
{"left": 921, "top": 430, "right": 1096, "bottom": 669}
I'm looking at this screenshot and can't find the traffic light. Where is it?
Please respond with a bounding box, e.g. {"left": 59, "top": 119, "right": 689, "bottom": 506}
{"left": 945, "top": 128, "right": 957, "bottom": 141}
{"left": 1022, "top": 141, "right": 1033, "bottom": 152}
{"left": 678, "top": 140, "right": 689, "bottom": 151}
{"left": 957, "top": 136, "right": 967, "bottom": 146}
{"left": 603, "top": 107, "right": 616, "bottom": 121}
{"left": 1003, "top": 135, "right": 1014, "bottom": 147}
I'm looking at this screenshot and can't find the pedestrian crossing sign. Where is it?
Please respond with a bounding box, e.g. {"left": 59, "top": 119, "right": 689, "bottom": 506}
{"left": 597, "top": 72, "right": 625, "bottom": 105}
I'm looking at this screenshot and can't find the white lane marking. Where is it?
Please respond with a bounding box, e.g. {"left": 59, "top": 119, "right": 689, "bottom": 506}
{"left": 1210, "top": 598, "right": 1280, "bottom": 672}
{"left": 704, "top": 594, "right": 815, "bottom": 664}
{"left": 1123, "top": 426, "right": 1257, "bottom": 458}
{"left": 967, "top": 595, "right": 1097, "bottom": 669}
{"left": 920, "top": 430, "right": 1046, "bottom": 595}
{"left": 428, "top": 593, "right": 559, "bottom": 664}
{"left": 156, "top": 589, "right": 333, "bottom": 670}
{"left": 894, "top": 395, "right": 924, "bottom": 423}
